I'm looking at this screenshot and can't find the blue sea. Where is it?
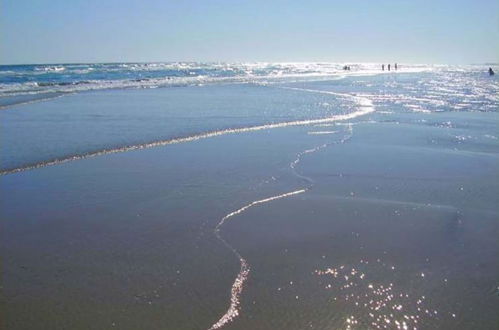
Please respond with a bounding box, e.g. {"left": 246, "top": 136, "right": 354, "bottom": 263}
{"left": 1, "top": 62, "right": 497, "bottom": 174}
{"left": 1, "top": 63, "right": 498, "bottom": 329}
{"left": 1, "top": 62, "right": 495, "bottom": 106}
{"left": 0, "top": 62, "right": 375, "bottom": 107}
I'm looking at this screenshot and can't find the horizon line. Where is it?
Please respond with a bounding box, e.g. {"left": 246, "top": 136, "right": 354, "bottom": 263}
{"left": 1, "top": 61, "right": 498, "bottom": 66}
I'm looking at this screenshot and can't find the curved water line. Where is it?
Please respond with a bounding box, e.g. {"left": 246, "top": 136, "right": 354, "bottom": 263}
{"left": 208, "top": 124, "right": 354, "bottom": 329}
{"left": 209, "top": 189, "right": 307, "bottom": 330}
{"left": 1, "top": 98, "right": 372, "bottom": 176}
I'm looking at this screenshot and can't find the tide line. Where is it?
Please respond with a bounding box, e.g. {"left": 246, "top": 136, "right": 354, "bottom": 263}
{"left": 209, "top": 189, "right": 307, "bottom": 330}
{"left": 209, "top": 124, "right": 355, "bottom": 329}
{"left": 279, "top": 86, "right": 375, "bottom": 112}
{"left": 1, "top": 105, "right": 373, "bottom": 176}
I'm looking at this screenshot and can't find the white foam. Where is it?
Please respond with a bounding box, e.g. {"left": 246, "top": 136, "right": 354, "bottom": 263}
{"left": 0, "top": 62, "right": 440, "bottom": 101}
{"left": 278, "top": 86, "right": 375, "bottom": 114}
{"left": 209, "top": 189, "right": 306, "bottom": 330}
{"left": 1, "top": 97, "right": 374, "bottom": 175}
{"left": 210, "top": 124, "right": 355, "bottom": 329}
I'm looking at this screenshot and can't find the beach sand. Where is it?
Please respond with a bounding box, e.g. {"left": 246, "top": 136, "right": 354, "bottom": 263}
{"left": 2, "top": 76, "right": 498, "bottom": 329}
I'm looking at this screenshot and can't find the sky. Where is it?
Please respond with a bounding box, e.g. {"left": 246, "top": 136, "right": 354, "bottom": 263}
{"left": 1, "top": 0, "right": 498, "bottom": 64}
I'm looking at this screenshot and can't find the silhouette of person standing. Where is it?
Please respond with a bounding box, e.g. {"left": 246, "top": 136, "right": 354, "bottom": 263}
{"left": 395, "top": 63, "right": 398, "bottom": 70}
{"left": 388, "top": 64, "right": 391, "bottom": 71}
{"left": 382, "top": 64, "right": 385, "bottom": 71}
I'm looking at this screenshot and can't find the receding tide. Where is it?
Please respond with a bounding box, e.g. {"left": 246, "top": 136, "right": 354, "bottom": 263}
{"left": 1, "top": 63, "right": 498, "bottom": 329}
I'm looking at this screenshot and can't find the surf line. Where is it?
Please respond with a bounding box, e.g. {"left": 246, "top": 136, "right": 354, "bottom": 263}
{"left": 0, "top": 105, "right": 373, "bottom": 176}
{"left": 278, "top": 86, "right": 375, "bottom": 113}
{"left": 209, "top": 124, "right": 354, "bottom": 329}
{"left": 290, "top": 144, "right": 329, "bottom": 184}
{"left": 209, "top": 189, "right": 306, "bottom": 330}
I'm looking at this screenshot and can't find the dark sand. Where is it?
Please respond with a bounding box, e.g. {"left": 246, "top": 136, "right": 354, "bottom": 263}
{"left": 2, "top": 83, "right": 498, "bottom": 329}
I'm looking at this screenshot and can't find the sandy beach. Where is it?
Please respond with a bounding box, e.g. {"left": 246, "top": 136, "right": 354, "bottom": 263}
{"left": 1, "top": 68, "right": 498, "bottom": 329}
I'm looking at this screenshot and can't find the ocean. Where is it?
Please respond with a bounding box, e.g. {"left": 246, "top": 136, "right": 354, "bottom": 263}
{"left": 1, "top": 63, "right": 497, "bottom": 173}
{"left": 1, "top": 63, "right": 498, "bottom": 329}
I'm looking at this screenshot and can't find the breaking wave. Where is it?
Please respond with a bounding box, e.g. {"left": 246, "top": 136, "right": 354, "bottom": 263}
{"left": 0, "top": 62, "right": 436, "bottom": 107}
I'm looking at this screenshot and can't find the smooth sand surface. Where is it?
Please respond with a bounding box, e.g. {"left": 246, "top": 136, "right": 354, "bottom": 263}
{"left": 2, "top": 79, "right": 498, "bottom": 329}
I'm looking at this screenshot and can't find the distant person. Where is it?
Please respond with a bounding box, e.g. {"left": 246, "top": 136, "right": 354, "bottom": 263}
{"left": 489, "top": 67, "right": 495, "bottom": 76}
{"left": 395, "top": 63, "right": 398, "bottom": 70}
{"left": 388, "top": 64, "right": 391, "bottom": 71}
{"left": 382, "top": 64, "right": 385, "bottom": 71}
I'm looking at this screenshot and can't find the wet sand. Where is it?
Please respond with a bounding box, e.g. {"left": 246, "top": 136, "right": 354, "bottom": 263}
{"left": 1, "top": 123, "right": 343, "bottom": 329}
{"left": 2, "top": 78, "right": 499, "bottom": 329}
{"left": 222, "top": 117, "right": 499, "bottom": 329}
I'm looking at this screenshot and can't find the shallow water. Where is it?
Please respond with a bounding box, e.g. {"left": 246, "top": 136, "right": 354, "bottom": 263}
{"left": 1, "top": 67, "right": 498, "bottom": 329}
{"left": 2, "top": 68, "right": 497, "bottom": 173}
{"left": 222, "top": 118, "right": 499, "bottom": 330}
{"left": 0, "top": 62, "right": 435, "bottom": 104}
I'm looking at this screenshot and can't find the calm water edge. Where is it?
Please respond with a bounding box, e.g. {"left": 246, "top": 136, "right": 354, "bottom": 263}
{"left": 1, "top": 64, "right": 498, "bottom": 329}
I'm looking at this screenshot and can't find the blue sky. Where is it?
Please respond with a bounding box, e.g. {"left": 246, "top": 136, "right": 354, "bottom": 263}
{"left": 1, "top": 0, "right": 498, "bottom": 64}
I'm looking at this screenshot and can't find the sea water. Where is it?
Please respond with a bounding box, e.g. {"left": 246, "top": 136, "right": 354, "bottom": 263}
{"left": 1, "top": 63, "right": 498, "bottom": 329}
{"left": 1, "top": 63, "right": 497, "bottom": 173}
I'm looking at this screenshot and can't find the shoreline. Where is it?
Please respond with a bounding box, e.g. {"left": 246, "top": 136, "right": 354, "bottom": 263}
{"left": 0, "top": 65, "right": 438, "bottom": 110}
{"left": 0, "top": 82, "right": 374, "bottom": 175}
{"left": 1, "top": 70, "right": 498, "bottom": 329}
